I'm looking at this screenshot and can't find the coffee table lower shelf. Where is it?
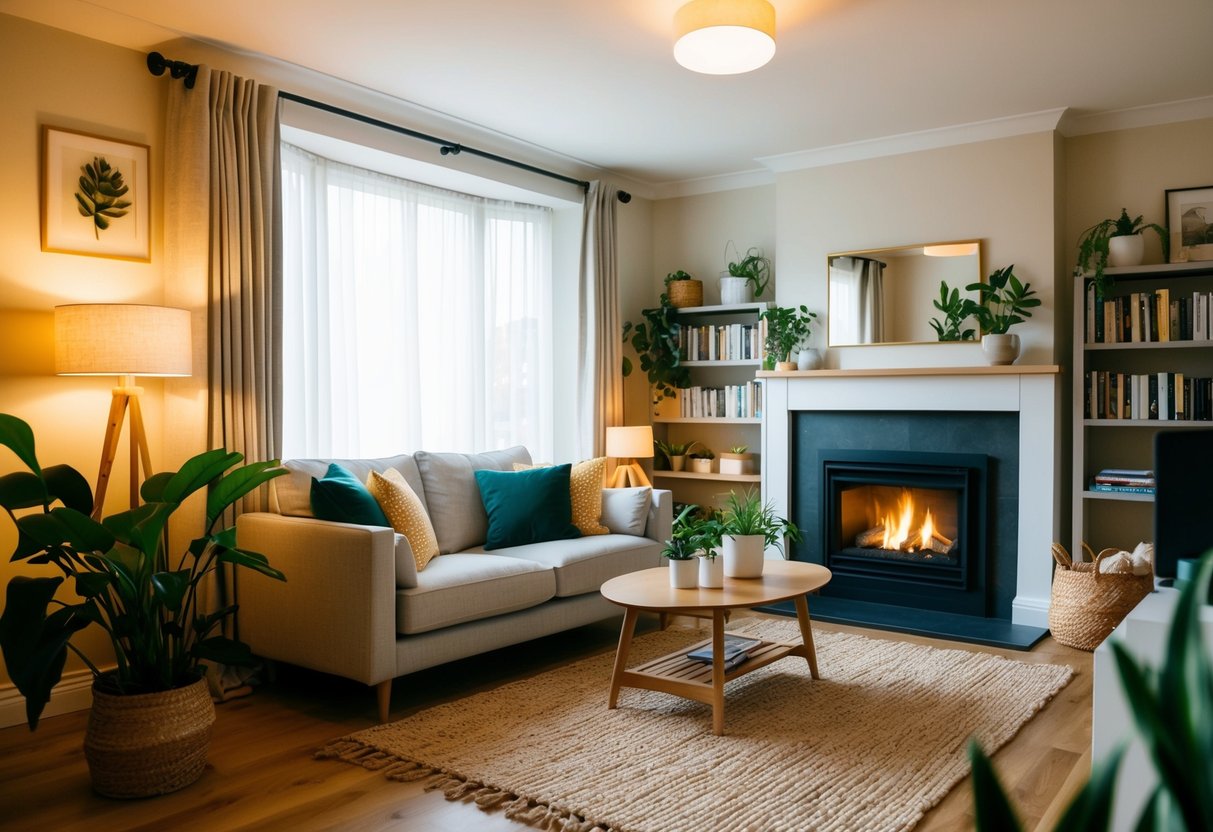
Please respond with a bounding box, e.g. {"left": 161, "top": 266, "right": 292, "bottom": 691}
{"left": 622, "top": 637, "right": 803, "bottom": 698}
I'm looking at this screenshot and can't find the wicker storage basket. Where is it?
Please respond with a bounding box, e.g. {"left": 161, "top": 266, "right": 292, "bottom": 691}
{"left": 666, "top": 279, "right": 703, "bottom": 308}
{"left": 1048, "top": 542, "right": 1153, "bottom": 651}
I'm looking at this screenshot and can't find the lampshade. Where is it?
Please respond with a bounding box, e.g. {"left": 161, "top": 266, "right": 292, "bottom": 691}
{"left": 606, "top": 426, "right": 655, "bottom": 459}
{"left": 55, "top": 304, "right": 192, "bottom": 377}
{"left": 923, "top": 243, "right": 979, "bottom": 257}
{"left": 674, "top": 0, "right": 776, "bottom": 75}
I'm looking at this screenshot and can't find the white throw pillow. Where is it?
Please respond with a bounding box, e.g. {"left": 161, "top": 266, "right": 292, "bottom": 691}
{"left": 601, "top": 487, "right": 652, "bottom": 537}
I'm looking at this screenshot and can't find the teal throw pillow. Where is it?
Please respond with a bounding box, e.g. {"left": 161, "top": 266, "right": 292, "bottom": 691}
{"left": 474, "top": 464, "right": 581, "bottom": 550}
{"left": 310, "top": 463, "right": 390, "bottom": 526}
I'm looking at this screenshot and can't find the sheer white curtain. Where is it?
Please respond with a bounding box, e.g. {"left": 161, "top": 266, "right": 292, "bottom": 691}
{"left": 828, "top": 256, "right": 885, "bottom": 345}
{"left": 280, "top": 143, "right": 553, "bottom": 460}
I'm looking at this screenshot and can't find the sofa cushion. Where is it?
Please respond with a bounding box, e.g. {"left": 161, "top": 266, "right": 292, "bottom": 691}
{"left": 394, "top": 533, "right": 421, "bottom": 588}
{"left": 310, "top": 463, "right": 390, "bottom": 527}
{"left": 475, "top": 465, "right": 581, "bottom": 550}
{"left": 368, "top": 468, "right": 439, "bottom": 572}
{"left": 274, "top": 454, "right": 427, "bottom": 518}
{"left": 414, "top": 446, "right": 531, "bottom": 553}
{"left": 601, "top": 487, "right": 652, "bottom": 536}
{"left": 396, "top": 553, "right": 555, "bottom": 634}
{"left": 514, "top": 458, "right": 610, "bottom": 536}
{"left": 462, "top": 534, "right": 659, "bottom": 597}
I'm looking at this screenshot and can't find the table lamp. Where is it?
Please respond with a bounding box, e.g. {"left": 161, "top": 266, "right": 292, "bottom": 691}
{"left": 55, "top": 304, "right": 192, "bottom": 518}
{"left": 606, "top": 425, "right": 654, "bottom": 488}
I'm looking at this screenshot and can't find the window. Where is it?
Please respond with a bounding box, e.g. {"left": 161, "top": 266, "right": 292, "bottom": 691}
{"left": 281, "top": 143, "right": 554, "bottom": 460}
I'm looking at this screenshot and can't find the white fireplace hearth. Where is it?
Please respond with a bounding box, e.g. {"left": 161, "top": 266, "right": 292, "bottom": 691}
{"left": 759, "top": 365, "right": 1062, "bottom": 630}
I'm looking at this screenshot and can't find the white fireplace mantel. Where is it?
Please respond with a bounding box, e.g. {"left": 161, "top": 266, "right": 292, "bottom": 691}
{"left": 759, "top": 365, "right": 1061, "bottom": 629}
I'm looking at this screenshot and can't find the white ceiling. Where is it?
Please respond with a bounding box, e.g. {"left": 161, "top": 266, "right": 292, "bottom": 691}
{"left": 6, "top": 0, "right": 1213, "bottom": 187}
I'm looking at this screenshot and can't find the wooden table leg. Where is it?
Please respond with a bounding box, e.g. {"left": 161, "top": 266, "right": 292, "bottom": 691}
{"left": 608, "top": 607, "right": 640, "bottom": 709}
{"left": 711, "top": 609, "right": 726, "bottom": 736}
{"left": 793, "top": 594, "right": 820, "bottom": 680}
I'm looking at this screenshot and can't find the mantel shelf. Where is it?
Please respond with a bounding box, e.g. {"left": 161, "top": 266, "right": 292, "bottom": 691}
{"left": 756, "top": 365, "right": 1060, "bottom": 379}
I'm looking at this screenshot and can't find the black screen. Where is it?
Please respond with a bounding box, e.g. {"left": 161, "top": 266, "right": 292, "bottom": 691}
{"left": 1154, "top": 429, "right": 1213, "bottom": 577}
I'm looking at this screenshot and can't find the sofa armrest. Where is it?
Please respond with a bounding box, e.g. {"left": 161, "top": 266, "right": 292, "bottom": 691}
{"left": 236, "top": 513, "right": 397, "bottom": 686}
{"left": 644, "top": 489, "right": 673, "bottom": 545}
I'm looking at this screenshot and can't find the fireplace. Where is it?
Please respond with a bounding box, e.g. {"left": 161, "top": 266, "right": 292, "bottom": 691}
{"left": 821, "top": 450, "right": 989, "bottom": 617}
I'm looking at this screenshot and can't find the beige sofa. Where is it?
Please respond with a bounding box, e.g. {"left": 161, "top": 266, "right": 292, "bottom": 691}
{"left": 235, "top": 446, "right": 671, "bottom": 722}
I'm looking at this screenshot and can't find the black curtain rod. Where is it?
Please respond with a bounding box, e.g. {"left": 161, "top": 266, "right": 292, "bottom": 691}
{"left": 147, "top": 52, "right": 631, "bottom": 203}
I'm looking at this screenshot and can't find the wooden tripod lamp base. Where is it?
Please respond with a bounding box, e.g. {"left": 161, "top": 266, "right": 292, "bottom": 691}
{"left": 605, "top": 426, "right": 654, "bottom": 490}
{"left": 93, "top": 378, "right": 153, "bottom": 520}
{"left": 608, "top": 460, "right": 651, "bottom": 489}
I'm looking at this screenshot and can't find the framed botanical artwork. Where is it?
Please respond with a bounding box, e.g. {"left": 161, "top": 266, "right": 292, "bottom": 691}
{"left": 42, "top": 126, "right": 150, "bottom": 261}
{"left": 1165, "top": 184, "right": 1213, "bottom": 263}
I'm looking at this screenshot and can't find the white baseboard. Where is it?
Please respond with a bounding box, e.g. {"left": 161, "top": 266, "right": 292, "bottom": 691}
{"left": 1012, "top": 595, "right": 1052, "bottom": 630}
{"left": 0, "top": 668, "right": 97, "bottom": 729}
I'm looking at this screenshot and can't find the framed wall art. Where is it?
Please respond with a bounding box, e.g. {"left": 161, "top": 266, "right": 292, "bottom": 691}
{"left": 1165, "top": 184, "right": 1213, "bottom": 263}
{"left": 42, "top": 126, "right": 150, "bottom": 261}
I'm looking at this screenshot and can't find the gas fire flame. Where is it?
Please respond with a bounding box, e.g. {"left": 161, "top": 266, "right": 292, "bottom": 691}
{"left": 877, "top": 490, "right": 945, "bottom": 553}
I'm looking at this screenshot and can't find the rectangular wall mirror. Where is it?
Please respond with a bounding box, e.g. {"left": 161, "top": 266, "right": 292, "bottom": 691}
{"left": 828, "top": 240, "right": 983, "bottom": 346}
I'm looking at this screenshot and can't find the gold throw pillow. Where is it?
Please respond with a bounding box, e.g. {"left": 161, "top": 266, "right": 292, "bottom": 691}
{"left": 368, "top": 468, "right": 440, "bottom": 571}
{"left": 513, "top": 457, "right": 609, "bottom": 536}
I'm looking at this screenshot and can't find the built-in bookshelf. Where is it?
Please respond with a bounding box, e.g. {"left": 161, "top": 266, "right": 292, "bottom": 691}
{"left": 650, "top": 301, "right": 770, "bottom": 509}
{"left": 1072, "top": 260, "right": 1213, "bottom": 556}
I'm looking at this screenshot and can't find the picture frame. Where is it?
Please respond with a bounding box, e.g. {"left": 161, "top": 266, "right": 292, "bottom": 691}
{"left": 1165, "top": 184, "right": 1213, "bottom": 263}
{"left": 42, "top": 126, "right": 150, "bottom": 261}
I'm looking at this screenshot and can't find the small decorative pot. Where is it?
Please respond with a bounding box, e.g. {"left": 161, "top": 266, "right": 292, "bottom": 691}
{"left": 670, "top": 454, "right": 687, "bottom": 472}
{"left": 666, "top": 279, "right": 703, "bottom": 308}
{"left": 718, "top": 452, "right": 753, "bottom": 476}
{"left": 668, "top": 558, "right": 698, "bottom": 588}
{"left": 723, "top": 534, "right": 765, "bottom": 578}
{"left": 774, "top": 360, "right": 798, "bottom": 372}
{"left": 796, "top": 348, "right": 822, "bottom": 371}
{"left": 981, "top": 333, "right": 1021, "bottom": 365}
{"left": 699, "top": 555, "right": 724, "bottom": 588}
{"left": 689, "top": 457, "right": 713, "bottom": 474}
{"left": 84, "top": 675, "right": 215, "bottom": 798}
{"left": 719, "top": 275, "right": 753, "bottom": 305}
{"left": 1107, "top": 234, "right": 1144, "bottom": 268}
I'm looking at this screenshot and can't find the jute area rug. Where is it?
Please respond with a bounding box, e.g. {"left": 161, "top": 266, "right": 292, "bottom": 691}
{"left": 318, "top": 619, "right": 1073, "bottom": 832}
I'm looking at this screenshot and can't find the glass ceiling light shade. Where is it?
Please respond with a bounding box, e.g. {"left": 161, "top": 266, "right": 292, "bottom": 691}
{"left": 55, "top": 304, "right": 192, "bottom": 377}
{"left": 923, "top": 243, "right": 979, "bottom": 258}
{"left": 673, "top": 0, "right": 776, "bottom": 75}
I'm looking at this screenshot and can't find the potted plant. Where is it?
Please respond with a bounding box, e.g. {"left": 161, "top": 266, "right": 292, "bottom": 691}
{"left": 695, "top": 514, "right": 726, "bottom": 589}
{"left": 961, "top": 265, "right": 1041, "bottom": 365}
{"left": 663, "top": 504, "right": 707, "bottom": 588}
{"left": 759, "top": 305, "right": 818, "bottom": 370}
{"left": 720, "top": 243, "right": 772, "bottom": 304}
{"left": 717, "top": 489, "right": 801, "bottom": 578}
{"left": 623, "top": 293, "right": 690, "bottom": 405}
{"left": 1076, "top": 208, "right": 1169, "bottom": 293}
{"left": 663, "top": 269, "right": 703, "bottom": 308}
{"left": 0, "top": 413, "right": 286, "bottom": 797}
{"left": 718, "top": 445, "right": 753, "bottom": 476}
{"left": 929, "top": 280, "right": 977, "bottom": 342}
{"left": 688, "top": 447, "right": 715, "bottom": 474}
{"left": 654, "top": 438, "right": 699, "bottom": 472}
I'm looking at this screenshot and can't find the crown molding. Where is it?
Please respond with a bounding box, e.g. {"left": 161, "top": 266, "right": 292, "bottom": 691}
{"left": 1057, "top": 95, "right": 1213, "bottom": 137}
{"left": 652, "top": 168, "right": 775, "bottom": 199}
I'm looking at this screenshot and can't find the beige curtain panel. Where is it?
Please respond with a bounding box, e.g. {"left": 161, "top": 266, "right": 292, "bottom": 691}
{"left": 577, "top": 181, "right": 624, "bottom": 458}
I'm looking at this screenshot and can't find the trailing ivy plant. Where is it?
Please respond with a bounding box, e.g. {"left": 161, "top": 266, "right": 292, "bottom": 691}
{"left": 929, "top": 280, "right": 977, "bottom": 342}
{"left": 75, "top": 156, "right": 131, "bottom": 240}
{"left": 622, "top": 292, "right": 689, "bottom": 404}
{"left": 1076, "top": 208, "right": 1169, "bottom": 294}
{"left": 962, "top": 265, "right": 1041, "bottom": 335}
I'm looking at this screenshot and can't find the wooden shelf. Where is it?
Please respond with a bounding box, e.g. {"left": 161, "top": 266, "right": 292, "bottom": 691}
{"left": 681, "top": 359, "right": 762, "bottom": 367}
{"left": 1082, "top": 419, "right": 1213, "bottom": 428}
{"left": 757, "top": 365, "right": 1060, "bottom": 379}
{"left": 669, "top": 302, "right": 772, "bottom": 316}
{"left": 653, "top": 470, "right": 761, "bottom": 483}
{"left": 653, "top": 417, "right": 761, "bottom": 425}
{"left": 1081, "top": 490, "right": 1155, "bottom": 503}
{"left": 1091, "top": 261, "right": 1213, "bottom": 280}
{"left": 1084, "top": 340, "right": 1213, "bottom": 351}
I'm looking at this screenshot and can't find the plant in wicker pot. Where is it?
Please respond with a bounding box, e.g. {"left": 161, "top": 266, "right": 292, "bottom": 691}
{"left": 663, "top": 269, "right": 703, "bottom": 309}
{"left": 0, "top": 413, "right": 286, "bottom": 798}
{"left": 1047, "top": 542, "right": 1153, "bottom": 651}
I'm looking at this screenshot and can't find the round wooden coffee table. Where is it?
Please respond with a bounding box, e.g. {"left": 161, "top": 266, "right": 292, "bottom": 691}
{"left": 600, "top": 560, "right": 831, "bottom": 735}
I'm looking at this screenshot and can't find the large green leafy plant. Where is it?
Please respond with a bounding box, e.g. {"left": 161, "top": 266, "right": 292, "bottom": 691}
{"left": 759, "top": 304, "right": 818, "bottom": 367}
{"left": 75, "top": 156, "right": 131, "bottom": 239}
{"left": 969, "top": 552, "right": 1213, "bottom": 830}
{"left": 622, "top": 287, "right": 689, "bottom": 403}
{"left": 0, "top": 413, "right": 286, "bottom": 729}
{"left": 719, "top": 489, "right": 802, "bottom": 556}
{"left": 929, "top": 280, "right": 977, "bottom": 342}
{"left": 962, "top": 265, "right": 1041, "bottom": 335}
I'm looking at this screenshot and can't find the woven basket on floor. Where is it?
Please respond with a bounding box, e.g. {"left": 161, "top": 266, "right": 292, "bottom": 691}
{"left": 1048, "top": 542, "right": 1153, "bottom": 651}
{"left": 666, "top": 278, "right": 703, "bottom": 308}
{"left": 84, "top": 675, "right": 215, "bottom": 798}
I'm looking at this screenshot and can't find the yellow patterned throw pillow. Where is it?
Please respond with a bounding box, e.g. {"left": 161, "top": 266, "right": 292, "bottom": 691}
{"left": 368, "top": 468, "right": 440, "bottom": 571}
{"left": 513, "top": 457, "right": 609, "bottom": 536}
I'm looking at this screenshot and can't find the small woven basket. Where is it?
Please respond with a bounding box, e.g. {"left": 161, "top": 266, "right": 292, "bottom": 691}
{"left": 1048, "top": 542, "right": 1153, "bottom": 651}
{"left": 666, "top": 279, "right": 703, "bottom": 308}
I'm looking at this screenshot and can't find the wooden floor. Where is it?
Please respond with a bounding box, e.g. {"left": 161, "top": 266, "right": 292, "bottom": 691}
{"left": 0, "top": 614, "right": 1093, "bottom": 832}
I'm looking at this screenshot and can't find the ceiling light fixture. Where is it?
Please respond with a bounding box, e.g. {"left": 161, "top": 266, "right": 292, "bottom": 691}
{"left": 674, "top": 0, "right": 776, "bottom": 75}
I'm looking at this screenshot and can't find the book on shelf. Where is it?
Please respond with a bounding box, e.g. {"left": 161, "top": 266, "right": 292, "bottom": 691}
{"left": 1084, "top": 284, "right": 1213, "bottom": 344}
{"left": 1094, "top": 476, "right": 1156, "bottom": 487}
{"left": 1083, "top": 370, "right": 1213, "bottom": 421}
{"left": 686, "top": 634, "right": 762, "bottom": 666}
{"left": 677, "top": 381, "right": 763, "bottom": 419}
{"left": 1089, "top": 483, "right": 1157, "bottom": 495}
{"left": 679, "top": 321, "right": 766, "bottom": 362}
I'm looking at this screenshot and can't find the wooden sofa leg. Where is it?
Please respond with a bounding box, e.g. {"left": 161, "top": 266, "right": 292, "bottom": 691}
{"left": 376, "top": 679, "right": 392, "bottom": 724}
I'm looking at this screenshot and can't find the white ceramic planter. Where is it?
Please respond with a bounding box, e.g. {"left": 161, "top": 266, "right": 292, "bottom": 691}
{"left": 668, "top": 558, "right": 698, "bottom": 588}
{"left": 699, "top": 555, "right": 724, "bottom": 588}
{"left": 689, "top": 457, "right": 713, "bottom": 474}
{"left": 1107, "top": 234, "right": 1144, "bottom": 268}
{"left": 669, "top": 455, "right": 686, "bottom": 472}
{"left": 718, "top": 453, "right": 753, "bottom": 476}
{"left": 719, "top": 275, "right": 753, "bottom": 305}
{"left": 723, "top": 534, "right": 765, "bottom": 578}
{"left": 796, "top": 348, "right": 822, "bottom": 370}
{"left": 981, "top": 333, "right": 1021, "bottom": 365}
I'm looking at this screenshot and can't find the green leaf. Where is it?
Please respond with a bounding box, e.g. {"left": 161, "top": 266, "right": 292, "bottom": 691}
{"left": 0, "top": 414, "right": 40, "bottom": 476}
{"left": 206, "top": 460, "right": 284, "bottom": 529}
{"left": 49, "top": 507, "right": 113, "bottom": 553}
{"left": 0, "top": 471, "right": 47, "bottom": 512}
{"left": 41, "top": 465, "right": 92, "bottom": 514}
{"left": 0, "top": 576, "right": 72, "bottom": 729}
{"left": 967, "top": 739, "right": 1022, "bottom": 832}
{"left": 150, "top": 570, "right": 191, "bottom": 612}
{"left": 15, "top": 512, "right": 69, "bottom": 548}
{"left": 161, "top": 448, "right": 243, "bottom": 504}
{"left": 73, "top": 571, "right": 112, "bottom": 599}
{"left": 217, "top": 548, "right": 285, "bottom": 581}
{"left": 192, "top": 635, "right": 253, "bottom": 666}
{"left": 140, "top": 471, "right": 174, "bottom": 503}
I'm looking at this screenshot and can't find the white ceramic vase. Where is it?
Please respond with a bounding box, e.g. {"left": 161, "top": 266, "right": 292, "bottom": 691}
{"left": 698, "top": 556, "right": 724, "bottom": 588}
{"left": 1107, "top": 234, "right": 1144, "bottom": 268}
{"left": 719, "top": 275, "right": 753, "bottom": 305}
{"left": 668, "top": 558, "right": 698, "bottom": 588}
{"left": 981, "top": 333, "right": 1021, "bottom": 365}
{"left": 723, "top": 534, "right": 765, "bottom": 578}
{"left": 796, "top": 348, "right": 822, "bottom": 370}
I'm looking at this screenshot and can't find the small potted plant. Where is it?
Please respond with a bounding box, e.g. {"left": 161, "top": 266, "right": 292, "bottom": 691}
{"left": 717, "top": 489, "right": 802, "bottom": 578}
{"left": 695, "top": 513, "right": 726, "bottom": 588}
{"left": 929, "top": 280, "right": 977, "bottom": 342}
{"left": 623, "top": 294, "right": 689, "bottom": 405}
{"left": 720, "top": 243, "right": 772, "bottom": 304}
{"left": 718, "top": 444, "right": 753, "bottom": 476}
{"left": 663, "top": 269, "right": 703, "bottom": 308}
{"left": 688, "top": 447, "right": 715, "bottom": 474}
{"left": 759, "top": 304, "right": 818, "bottom": 370}
{"left": 654, "top": 438, "right": 700, "bottom": 472}
{"left": 1076, "top": 208, "right": 1169, "bottom": 293}
{"left": 663, "top": 504, "right": 706, "bottom": 588}
{"left": 961, "top": 265, "right": 1041, "bottom": 365}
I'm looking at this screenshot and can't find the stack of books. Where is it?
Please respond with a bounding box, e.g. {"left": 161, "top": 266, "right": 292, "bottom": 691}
{"left": 1083, "top": 370, "right": 1213, "bottom": 421}
{"left": 1090, "top": 468, "right": 1156, "bottom": 495}
{"left": 686, "top": 634, "right": 762, "bottom": 671}
{"left": 1085, "top": 284, "right": 1213, "bottom": 343}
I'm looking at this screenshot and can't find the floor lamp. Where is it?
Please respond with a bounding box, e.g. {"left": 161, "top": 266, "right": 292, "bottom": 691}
{"left": 606, "top": 426, "right": 654, "bottom": 488}
{"left": 55, "top": 304, "right": 192, "bottom": 519}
